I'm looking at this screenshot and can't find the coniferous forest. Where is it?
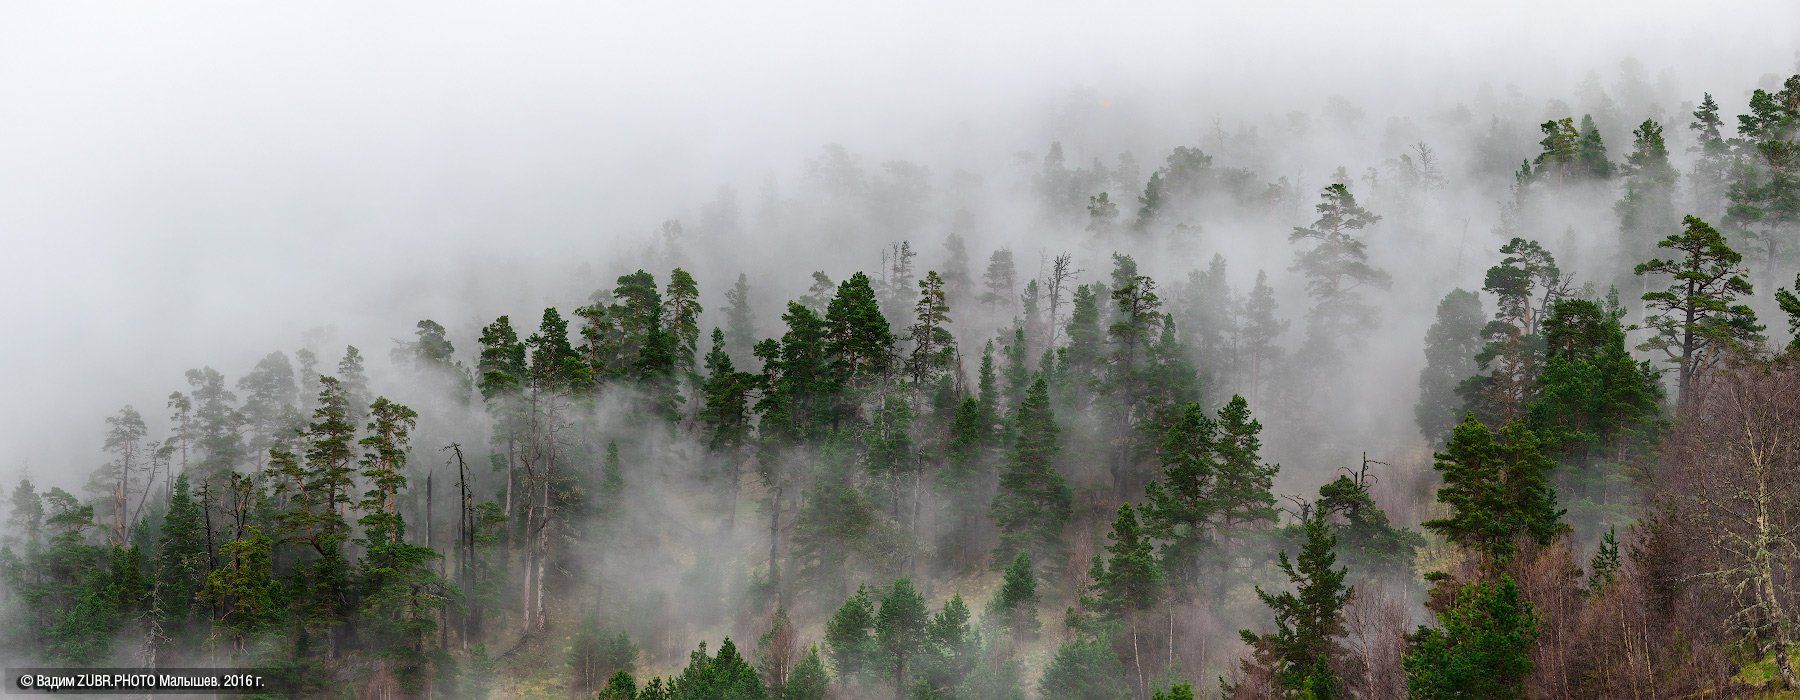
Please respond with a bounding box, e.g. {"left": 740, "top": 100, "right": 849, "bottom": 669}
{"left": 4, "top": 6, "right": 1800, "bottom": 699}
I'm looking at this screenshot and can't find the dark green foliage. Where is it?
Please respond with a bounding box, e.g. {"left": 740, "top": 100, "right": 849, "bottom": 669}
{"left": 670, "top": 638, "right": 767, "bottom": 699}
{"left": 1586, "top": 527, "right": 1622, "bottom": 593}
{"left": 1085, "top": 504, "right": 1162, "bottom": 619}
{"left": 1142, "top": 403, "right": 1216, "bottom": 589}
{"left": 1404, "top": 576, "right": 1539, "bottom": 698}
{"left": 986, "top": 552, "right": 1041, "bottom": 640}
{"left": 876, "top": 579, "right": 929, "bottom": 697}
{"left": 1039, "top": 633, "right": 1130, "bottom": 700}
{"left": 1424, "top": 416, "right": 1565, "bottom": 562}
{"left": 1241, "top": 510, "right": 1351, "bottom": 695}
{"left": 826, "top": 271, "right": 896, "bottom": 385}
{"left": 476, "top": 315, "right": 528, "bottom": 401}
{"left": 991, "top": 377, "right": 1072, "bottom": 571}
{"left": 1416, "top": 289, "right": 1484, "bottom": 443}
{"left": 1526, "top": 298, "right": 1663, "bottom": 463}
{"left": 826, "top": 584, "right": 880, "bottom": 682}
{"left": 755, "top": 303, "right": 841, "bottom": 443}
{"left": 1778, "top": 274, "right": 1800, "bottom": 353}
{"left": 1635, "top": 215, "right": 1763, "bottom": 403}
{"left": 786, "top": 645, "right": 830, "bottom": 700}
{"left": 1315, "top": 472, "right": 1424, "bottom": 585}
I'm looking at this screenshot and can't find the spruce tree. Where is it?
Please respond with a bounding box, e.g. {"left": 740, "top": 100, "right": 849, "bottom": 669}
{"left": 1526, "top": 298, "right": 1663, "bottom": 463}
{"left": 991, "top": 377, "right": 1071, "bottom": 571}
{"left": 724, "top": 273, "right": 758, "bottom": 365}
{"left": 1238, "top": 270, "right": 1287, "bottom": 407}
{"left": 1240, "top": 510, "right": 1351, "bottom": 697}
{"left": 1617, "top": 118, "right": 1679, "bottom": 266}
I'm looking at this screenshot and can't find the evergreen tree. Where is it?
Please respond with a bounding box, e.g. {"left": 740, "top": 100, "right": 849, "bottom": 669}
{"left": 1688, "top": 93, "right": 1733, "bottom": 220}
{"left": 664, "top": 267, "right": 704, "bottom": 385}
{"left": 905, "top": 270, "right": 958, "bottom": 386}
{"left": 1403, "top": 576, "right": 1539, "bottom": 698}
{"left": 724, "top": 273, "right": 759, "bottom": 364}
{"left": 1085, "top": 504, "right": 1163, "bottom": 694}
{"left": 1240, "top": 510, "right": 1351, "bottom": 697}
{"left": 786, "top": 645, "right": 830, "bottom": 700}
{"left": 1315, "top": 471, "right": 1424, "bottom": 586}
{"left": 1141, "top": 403, "right": 1217, "bottom": 590}
{"left": 1211, "top": 396, "right": 1279, "bottom": 532}
{"left": 1039, "top": 634, "right": 1130, "bottom": 700}
{"left": 1526, "top": 298, "right": 1663, "bottom": 463}
{"left": 825, "top": 272, "right": 896, "bottom": 388}
{"left": 476, "top": 315, "right": 528, "bottom": 402}
{"left": 670, "top": 638, "right": 767, "bottom": 700}
{"left": 1461, "top": 238, "right": 1566, "bottom": 424}
{"left": 876, "top": 578, "right": 929, "bottom": 699}
{"left": 826, "top": 585, "right": 880, "bottom": 684}
{"left": 1634, "top": 215, "right": 1764, "bottom": 405}
{"left": 1238, "top": 270, "right": 1287, "bottom": 407}
{"left": 986, "top": 552, "right": 1041, "bottom": 641}
{"left": 1617, "top": 118, "right": 1679, "bottom": 265}
{"left": 1289, "top": 183, "right": 1389, "bottom": 346}
{"left": 1416, "top": 289, "right": 1485, "bottom": 443}
{"left": 1576, "top": 114, "right": 1614, "bottom": 179}
{"left": 991, "top": 378, "right": 1071, "bottom": 571}
{"left": 1777, "top": 274, "right": 1800, "bottom": 353}
{"left": 1424, "top": 415, "right": 1564, "bottom": 562}
{"left": 981, "top": 248, "right": 1018, "bottom": 310}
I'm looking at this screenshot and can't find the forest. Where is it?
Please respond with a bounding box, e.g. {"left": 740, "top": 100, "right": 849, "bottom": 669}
{"left": 3, "top": 8, "right": 1800, "bottom": 699}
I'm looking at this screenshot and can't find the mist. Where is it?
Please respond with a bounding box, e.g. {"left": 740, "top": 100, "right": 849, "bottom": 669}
{"left": 2, "top": 1, "right": 1798, "bottom": 697}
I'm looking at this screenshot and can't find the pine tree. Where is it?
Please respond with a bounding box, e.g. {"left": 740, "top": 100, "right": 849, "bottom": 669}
{"left": 825, "top": 272, "right": 896, "bottom": 387}
{"left": 1777, "top": 274, "right": 1800, "bottom": 353}
{"left": 1403, "top": 575, "right": 1539, "bottom": 697}
{"left": 670, "top": 638, "right": 767, "bottom": 699}
{"left": 1240, "top": 510, "right": 1351, "bottom": 696}
{"left": 1315, "top": 470, "right": 1424, "bottom": 587}
{"left": 987, "top": 552, "right": 1041, "bottom": 641}
{"left": 786, "top": 645, "right": 830, "bottom": 700}
{"left": 1635, "top": 215, "right": 1764, "bottom": 405}
{"left": 1141, "top": 403, "right": 1217, "bottom": 590}
{"left": 1039, "top": 634, "right": 1130, "bottom": 700}
{"left": 664, "top": 267, "right": 704, "bottom": 385}
{"left": 476, "top": 315, "right": 528, "bottom": 402}
{"left": 1238, "top": 270, "right": 1287, "bottom": 407}
{"left": 724, "top": 273, "right": 758, "bottom": 365}
{"left": 876, "top": 578, "right": 929, "bottom": 699}
{"left": 991, "top": 378, "right": 1071, "bottom": 571}
{"left": 1085, "top": 504, "right": 1163, "bottom": 694}
{"left": 1289, "top": 183, "right": 1389, "bottom": 346}
{"left": 905, "top": 271, "right": 958, "bottom": 386}
{"left": 982, "top": 248, "right": 1018, "bottom": 310}
{"left": 1617, "top": 118, "right": 1679, "bottom": 266}
{"left": 826, "top": 584, "right": 879, "bottom": 684}
{"left": 1688, "top": 93, "right": 1733, "bottom": 221}
{"left": 1461, "top": 238, "right": 1567, "bottom": 424}
{"left": 1088, "top": 192, "right": 1120, "bottom": 235}
{"left": 1576, "top": 114, "right": 1614, "bottom": 179}
{"left": 1532, "top": 117, "right": 1582, "bottom": 183}
{"left": 1211, "top": 396, "right": 1279, "bottom": 532}
{"left": 1424, "top": 415, "right": 1564, "bottom": 562}
{"left": 1526, "top": 298, "right": 1663, "bottom": 463}
{"left": 1416, "top": 289, "right": 1485, "bottom": 443}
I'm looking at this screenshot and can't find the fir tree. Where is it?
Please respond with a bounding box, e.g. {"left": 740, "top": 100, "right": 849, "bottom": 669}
{"left": 724, "top": 273, "right": 758, "bottom": 364}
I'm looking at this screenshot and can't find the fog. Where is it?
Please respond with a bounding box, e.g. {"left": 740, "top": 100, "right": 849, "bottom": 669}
{"left": 1, "top": 0, "right": 1789, "bottom": 483}
{"left": 0, "top": 3, "right": 1797, "bottom": 693}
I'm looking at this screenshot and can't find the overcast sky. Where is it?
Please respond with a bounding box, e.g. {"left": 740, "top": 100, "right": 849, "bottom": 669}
{"left": 2, "top": 0, "right": 1795, "bottom": 482}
